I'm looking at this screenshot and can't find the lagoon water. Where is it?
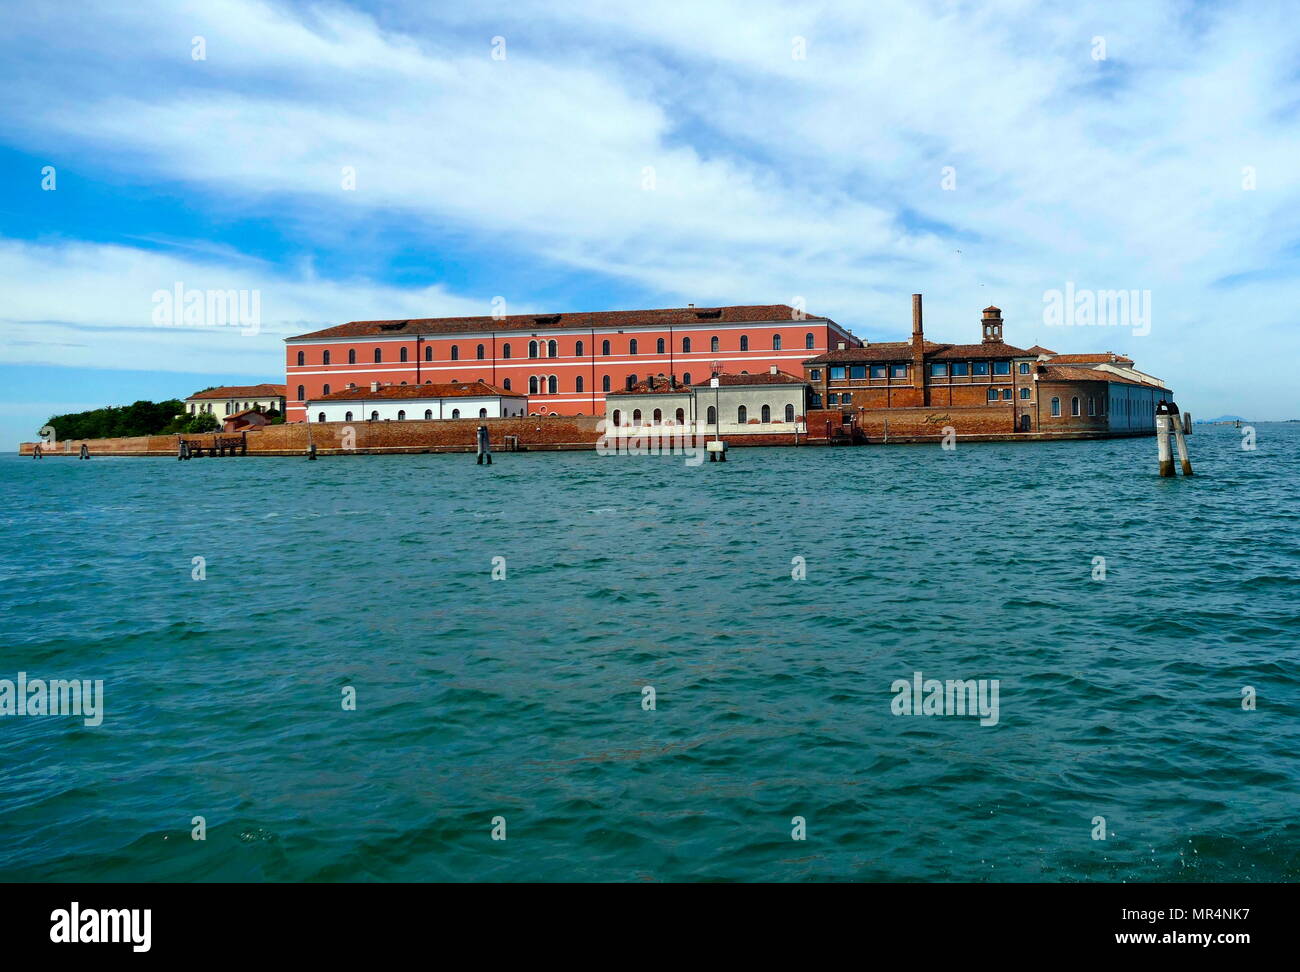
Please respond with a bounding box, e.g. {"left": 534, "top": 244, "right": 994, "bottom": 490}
{"left": 1, "top": 425, "right": 1297, "bottom": 882}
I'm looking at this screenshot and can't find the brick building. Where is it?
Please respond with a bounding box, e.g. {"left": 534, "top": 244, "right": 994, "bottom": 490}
{"left": 284, "top": 305, "right": 859, "bottom": 423}
{"left": 802, "top": 296, "right": 1168, "bottom": 437}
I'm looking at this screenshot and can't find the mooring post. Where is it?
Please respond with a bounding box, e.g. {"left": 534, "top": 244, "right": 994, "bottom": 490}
{"left": 33, "top": 443, "right": 41, "bottom": 459}
{"left": 1170, "top": 400, "right": 1193, "bottom": 476}
{"left": 476, "top": 425, "right": 492, "bottom": 465}
{"left": 308, "top": 442, "right": 317, "bottom": 461}
{"left": 79, "top": 443, "right": 89, "bottom": 460}
{"left": 1155, "top": 400, "right": 1175, "bottom": 477}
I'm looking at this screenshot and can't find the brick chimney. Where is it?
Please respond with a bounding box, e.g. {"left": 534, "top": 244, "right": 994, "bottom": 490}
{"left": 370, "top": 381, "right": 380, "bottom": 392}
{"left": 981, "top": 306, "right": 1004, "bottom": 344}
{"left": 769, "top": 365, "right": 778, "bottom": 375}
{"left": 911, "top": 294, "right": 928, "bottom": 406}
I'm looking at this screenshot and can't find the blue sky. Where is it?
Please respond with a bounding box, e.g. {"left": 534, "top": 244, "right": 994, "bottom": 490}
{"left": 2, "top": 0, "right": 1298, "bottom": 446}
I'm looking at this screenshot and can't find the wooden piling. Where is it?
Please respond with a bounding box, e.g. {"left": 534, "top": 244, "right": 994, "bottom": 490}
{"left": 476, "top": 425, "right": 492, "bottom": 465}
{"left": 1155, "top": 400, "right": 1175, "bottom": 477}
{"left": 1170, "top": 403, "right": 1193, "bottom": 476}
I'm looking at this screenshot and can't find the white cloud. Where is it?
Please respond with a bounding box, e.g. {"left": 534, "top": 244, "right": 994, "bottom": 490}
{"left": 0, "top": 238, "right": 490, "bottom": 373}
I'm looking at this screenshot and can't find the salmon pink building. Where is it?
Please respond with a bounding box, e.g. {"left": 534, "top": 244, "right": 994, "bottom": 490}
{"left": 284, "top": 305, "right": 859, "bottom": 423}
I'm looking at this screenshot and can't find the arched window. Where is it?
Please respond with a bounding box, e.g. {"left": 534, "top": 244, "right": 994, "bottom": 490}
{"left": 737, "top": 405, "right": 748, "bottom": 423}
{"left": 1051, "top": 397, "right": 1061, "bottom": 417}
{"left": 602, "top": 339, "right": 611, "bottom": 355}
{"left": 656, "top": 338, "right": 665, "bottom": 354}
{"left": 675, "top": 408, "right": 685, "bottom": 425}
{"left": 613, "top": 409, "right": 622, "bottom": 427}
{"left": 424, "top": 346, "right": 432, "bottom": 361}
{"left": 711, "top": 335, "right": 719, "bottom": 352}
{"left": 528, "top": 341, "right": 538, "bottom": 358}
{"left": 739, "top": 335, "right": 749, "bottom": 351}
{"left": 502, "top": 343, "right": 511, "bottom": 359}
{"left": 785, "top": 403, "right": 795, "bottom": 422}
{"left": 547, "top": 375, "right": 557, "bottom": 394}
{"left": 397, "top": 410, "right": 405, "bottom": 420}
{"left": 370, "top": 410, "right": 379, "bottom": 421}
{"left": 682, "top": 372, "right": 691, "bottom": 385}
{"left": 575, "top": 340, "right": 584, "bottom": 357}
{"left": 424, "top": 409, "right": 432, "bottom": 420}
{"left": 348, "top": 348, "right": 356, "bottom": 364}
{"left": 772, "top": 335, "right": 781, "bottom": 350}
{"left": 344, "top": 411, "right": 353, "bottom": 422}
{"left": 629, "top": 339, "right": 638, "bottom": 355}
{"left": 633, "top": 409, "right": 642, "bottom": 425}
{"left": 317, "top": 412, "right": 325, "bottom": 423}
{"left": 322, "top": 384, "right": 331, "bottom": 396}
{"left": 547, "top": 340, "right": 557, "bottom": 358}
{"left": 322, "top": 350, "right": 331, "bottom": 365}
{"left": 653, "top": 408, "right": 663, "bottom": 424}
{"left": 451, "top": 409, "right": 460, "bottom": 419}
{"left": 707, "top": 405, "right": 717, "bottom": 425}
{"left": 761, "top": 404, "right": 771, "bottom": 422}
{"left": 575, "top": 376, "right": 584, "bottom": 392}
{"left": 399, "top": 346, "right": 407, "bottom": 362}
{"left": 296, "top": 384, "right": 304, "bottom": 401}
{"left": 529, "top": 376, "right": 539, "bottom": 394}
{"left": 476, "top": 344, "right": 485, "bottom": 360}
{"left": 1071, "top": 396, "right": 1081, "bottom": 416}
{"left": 296, "top": 351, "right": 305, "bottom": 366}
{"left": 503, "top": 378, "right": 512, "bottom": 390}
{"left": 479, "top": 408, "right": 488, "bottom": 418}
{"left": 450, "top": 345, "right": 459, "bottom": 361}
{"left": 626, "top": 374, "right": 637, "bottom": 390}
{"left": 374, "top": 348, "right": 382, "bottom": 363}
{"left": 805, "top": 333, "right": 814, "bottom": 349}
{"left": 682, "top": 336, "right": 691, "bottom": 353}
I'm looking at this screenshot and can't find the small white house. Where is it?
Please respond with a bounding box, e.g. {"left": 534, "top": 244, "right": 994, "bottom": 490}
{"left": 306, "top": 380, "right": 527, "bottom": 422}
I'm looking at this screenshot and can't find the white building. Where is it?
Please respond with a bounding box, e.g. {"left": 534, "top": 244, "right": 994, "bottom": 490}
{"left": 185, "top": 383, "right": 287, "bottom": 417}
{"left": 604, "top": 368, "right": 810, "bottom": 437}
{"left": 306, "top": 380, "right": 527, "bottom": 422}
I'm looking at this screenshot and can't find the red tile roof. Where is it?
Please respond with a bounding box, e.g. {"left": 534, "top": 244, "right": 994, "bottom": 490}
{"left": 803, "top": 341, "right": 942, "bottom": 364}
{"left": 309, "top": 381, "right": 523, "bottom": 402}
{"left": 691, "top": 370, "right": 807, "bottom": 387}
{"left": 1045, "top": 352, "right": 1134, "bottom": 365}
{"left": 929, "top": 342, "right": 1034, "bottom": 360}
{"left": 1040, "top": 365, "right": 1149, "bottom": 387}
{"left": 1025, "top": 345, "right": 1057, "bottom": 355}
{"left": 288, "top": 305, "right": 828, "bottom": 341}
{"left": 187, "top": 384, "right": 286, "bottom": 400}
{"left": 605, "top": 374, "right": 692, "bottom": 395}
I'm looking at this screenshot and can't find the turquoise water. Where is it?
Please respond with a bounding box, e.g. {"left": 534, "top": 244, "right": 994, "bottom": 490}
{"left": 1, "top": 425, "right": 1297, "bottom": 882}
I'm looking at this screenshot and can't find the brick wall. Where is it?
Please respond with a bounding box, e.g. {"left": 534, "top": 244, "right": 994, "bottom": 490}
{"left": 21, "top": 416, "right": 605, "bottom": 456}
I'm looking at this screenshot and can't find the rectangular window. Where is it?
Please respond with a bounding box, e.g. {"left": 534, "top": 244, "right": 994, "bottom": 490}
{"left": 993, "top": 361, "right": 1011, "bottom": 375}
{"left": 1019, "top": 362, "right": 1031, "bottom": 374}
{"left": 850, "top": 365, "right": 867, "bottom": 379}
{"left": 890, "top": 364, "right": 907, "bottom": 378}
{"left": 870, "top": 364, "right": 887, "bottom": 379}
{"left": 987, "top": 388, "right": 999, "bottom": 401}
{"left": 810, "top": 369, "right": 821, "bottom": 380}
{"left": 930, "top": 363, "right": 948, "bottom": 377}
{"left": 840, "top": 392, "right": 852, "bottom": 404}
{"left": 1088, "top": 397, "right": 1096, "bottom": 416}
{"left": 1002, "top": 388, "right": 1013, "bottom": 400}
{"left": 972, "top": 362, "right": 989, "bottom": 376}
{"left": 827, "top": 393, "right": 839, "bottom": 405}
{"left": 830, "top": 366, "right": 846, "bottom": 380}
{"left": 1019, "top": 387, "right": 1030, "bottom": 399}
{"left": 950, "top": 362, "right": 969, "bottom": 376}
